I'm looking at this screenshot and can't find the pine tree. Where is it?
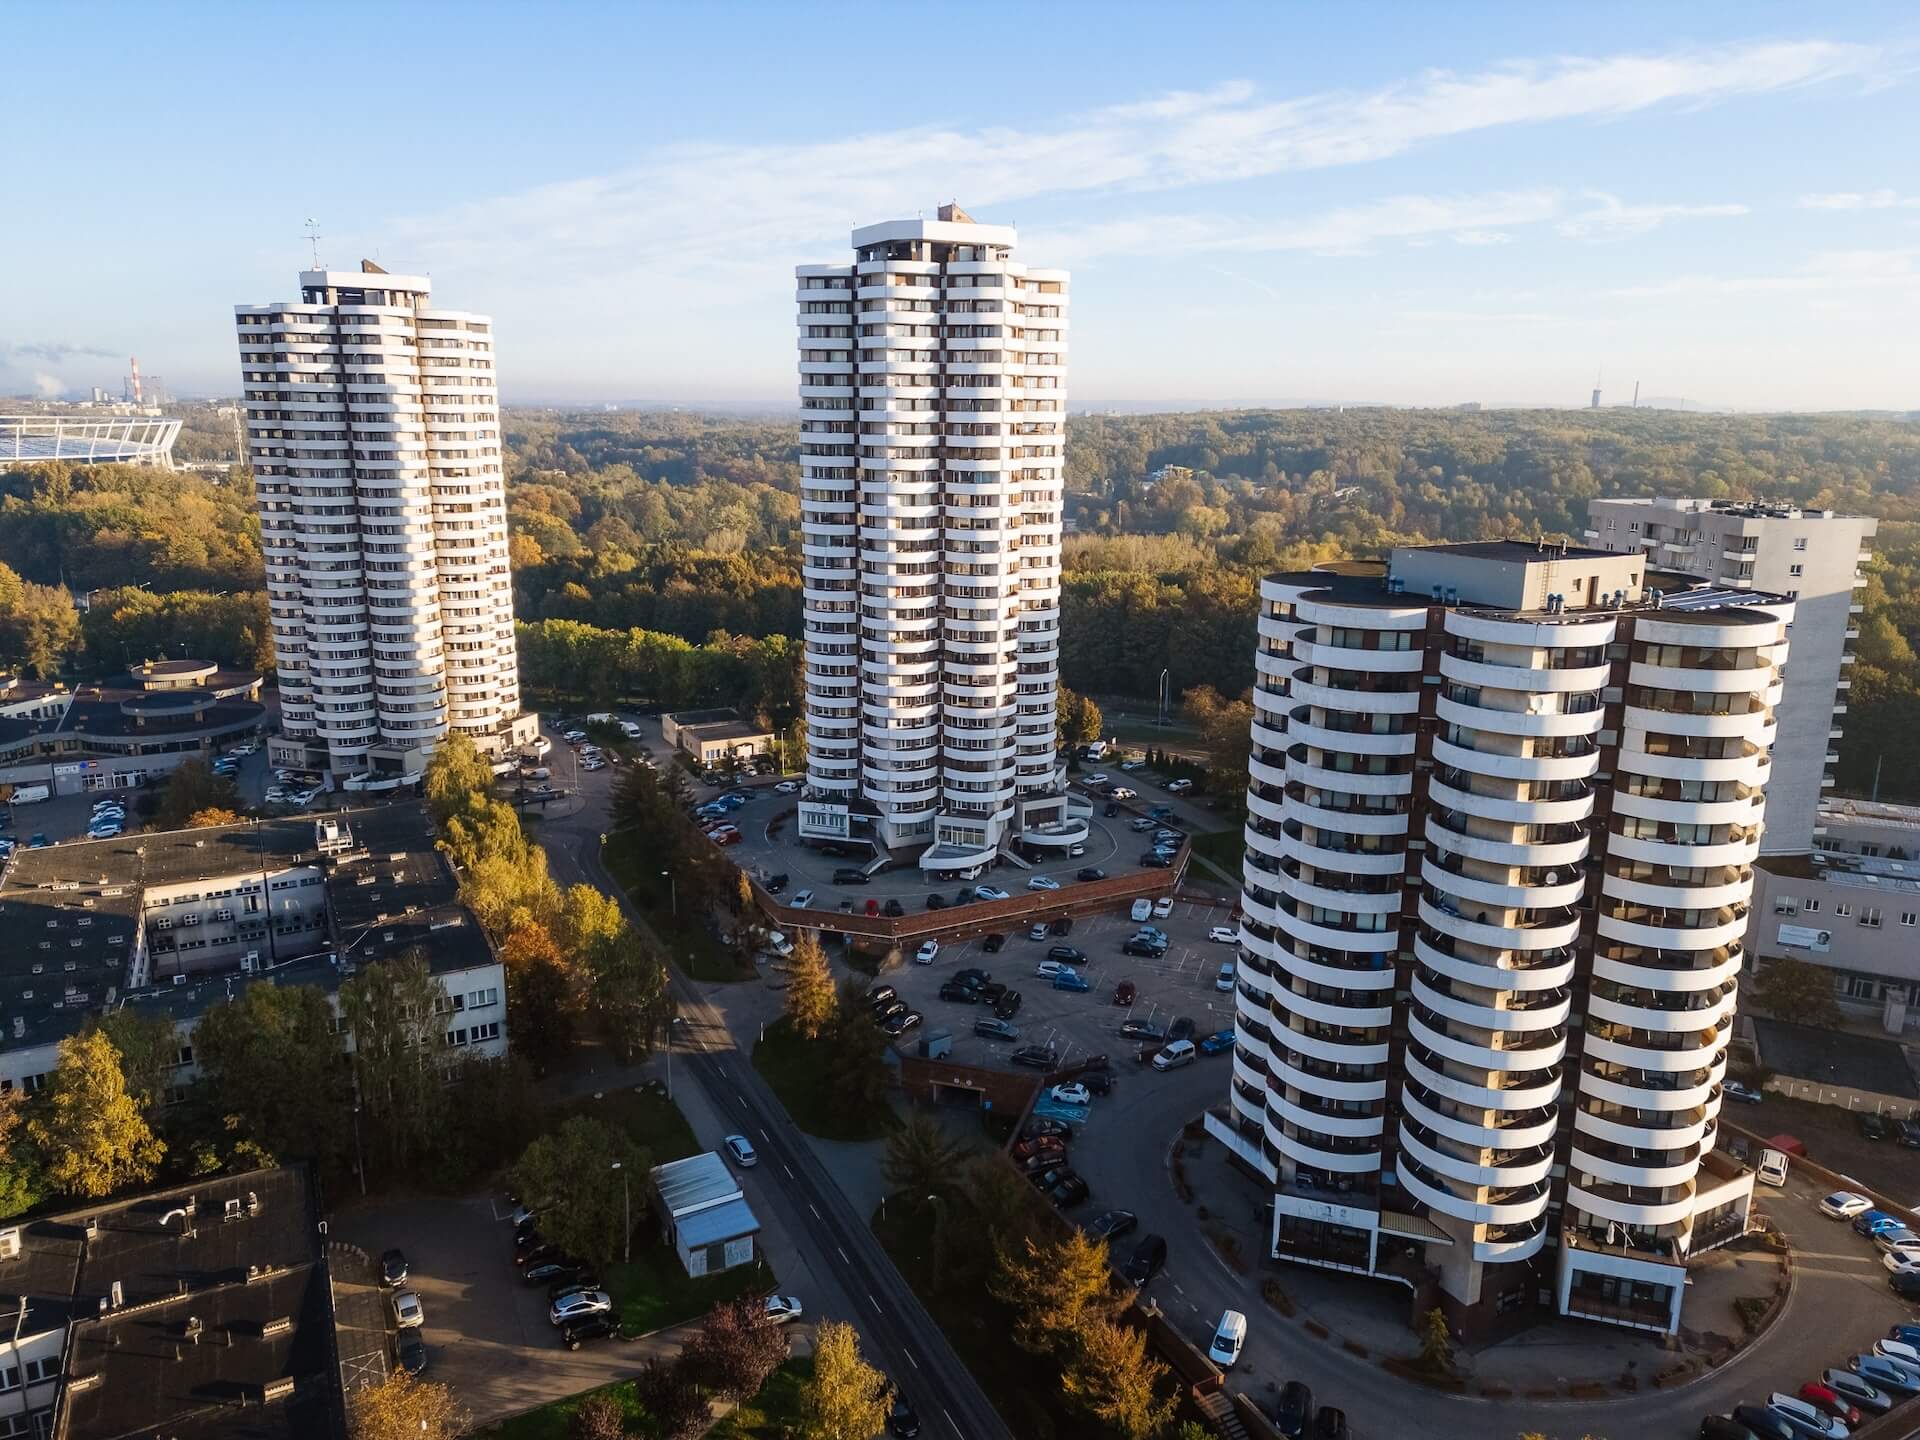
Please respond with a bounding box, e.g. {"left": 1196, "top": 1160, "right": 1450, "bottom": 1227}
{"left": 784, "top": 932, "right": 837, "bottom": 1040}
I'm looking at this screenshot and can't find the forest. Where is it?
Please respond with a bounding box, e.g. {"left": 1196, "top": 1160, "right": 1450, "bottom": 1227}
{"left": 5, "top": 404, "right": 1920, "bottom": 792}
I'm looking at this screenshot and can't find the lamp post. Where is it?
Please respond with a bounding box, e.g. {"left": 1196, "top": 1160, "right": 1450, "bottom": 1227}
{"left": 661, "top": 868, "right": 677, "bottom": 919}
{"left": 612, "top": 1161, "right": 630, "bottom": 1264}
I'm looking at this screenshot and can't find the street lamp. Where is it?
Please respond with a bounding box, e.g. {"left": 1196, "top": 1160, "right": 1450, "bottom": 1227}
{"left": 660, "top": 868, "right": 677, "bottom": 918}
{"left": 611, "top": 1161, "right": 630, "bottom": 1263}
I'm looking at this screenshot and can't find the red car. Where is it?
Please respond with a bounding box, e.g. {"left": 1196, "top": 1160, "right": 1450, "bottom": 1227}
{"left": 1011, "top": 1136, "right": 1067, "bottom": 1163}
{"left": 1799, "top": 1382, "right": 1860, "bottom": 1427}
{"left": 1114, "top": 981, "right": 1137, "bottom": 1007}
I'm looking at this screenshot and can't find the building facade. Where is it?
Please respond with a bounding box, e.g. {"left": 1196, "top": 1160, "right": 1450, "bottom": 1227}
{"left": 793, "top": 205, "right": 1079, "bottom": 874}
{"left": 1585, "top": 498, "right": 1873, "bottom": 854}
{"left": 1748, "top": 797, "right": 1920, "bottom": 1033}
{"left": 1208, "top": 541, "right": 1786, "bottom": 1337}
{"left": 235, "top": 263, "right": 536, "bottom": 781}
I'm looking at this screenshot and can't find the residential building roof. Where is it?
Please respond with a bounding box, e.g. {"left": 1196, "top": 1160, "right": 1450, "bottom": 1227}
{"left": 673, "top": 1197, "right": 760, "bottom": 1251}
{"left": 650, "top": 1152, "right": 740, "bottom": 1219}
{"left": 1751, "top": 1016, "right": 1920, "bottom": 1099}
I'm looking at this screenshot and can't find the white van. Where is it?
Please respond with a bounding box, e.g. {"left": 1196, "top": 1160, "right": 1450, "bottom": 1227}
{"left": 1130, "top": 898, "right": 1153, "bottom": 923}
{"left": 1152, "top": 1040, "right": 1196, "bottom": 1072}
{"left": 767, "top": 931, "right": 794, "bottom": 958}
{"left": 1757, "top": 1148, "right": 1790, "bottom": 1188}
{"left": 1207, "top": 1310, "right": 1247, "bottom": 1369}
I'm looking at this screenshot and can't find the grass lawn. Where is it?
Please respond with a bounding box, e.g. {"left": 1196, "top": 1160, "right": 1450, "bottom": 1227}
{"left": 1188, "top": 826, "right": 1246, "bottom": 876}
{"left": 602, "top": 831, "right": 753, "bottom": 983}
{"left": 752, "top": 1019, "right": 893, "bottom": 1142}
{"left": 476, "top": 1379, "right": 655, "bottom": 1440}
{"left": 605, "top": 1234, "right": 777, "bottom": 1337}
{"left": 556, "top": 1086, "right": 701, "bottom": 1164}
{"left": 708, "top": 1356, "right": 813, "bottom": 1438}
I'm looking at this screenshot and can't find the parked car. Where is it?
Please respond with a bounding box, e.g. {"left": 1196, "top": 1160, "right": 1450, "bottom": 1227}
{"left": 1050, "top": 1083, "right": 1091, "bottom": 1106}
{"left": 982, "top": 932, "right": 1006, "bottom": 953}
{"left": 1821, "top": 1191, "right": 1875, "bottom": 1220}
{"left": 973, "top": 1017, "right": 1019, "bottom": 1041}
{"left": 1139, "top": 853, "right": 1174, "bottom": 868}
{"left": 1875, "top": 1226, "right": 1920, "bottom": 1254}
{"left": 1216, "top": 962, "right": 1237, "bottom": 992}
{"left": 1860, "top": 1112, "right": 1895, "bottom": 1141}
{"left": 1166, "top": 778, "right": 1194, "bottom": 794}
{"left": 1027, "top": 875, "right": 1060, "bottom": 892}
{"left": 763, "top": 1295, "right": 805, "bottom": 1325}
{"left": 1120, "top": 1019, "right": 1168, "bottom": 1041}
{"left": 833, "top": 868, "right": 871, "bottom": 886}
{"left": 1168, "top": 1016, "right": 1197, "bottom": 1041}
{"left": 562, "top": 1312, "right": 622, "bottom": 1350}
{"left": 887, "top": 1391, "right": 921, "bottom": 1438}
{"left": 1312, "top": 1411, "right": 1351, "bottom": 1440}
{"left": 1799, "top": 1382, "right": 1861, "bottom": 1427}
{"left": 1207, "top": 1310, "right": 1247, "bottom": 1369}
{"left": 1077, "top": 867, "right": 1107, "bottom": 881}
{"left": 1822, "top": 1368, "right": 1892, "bottom": 1412}
{"left": 940, "top": 981, "right": 981, "bottom": 1004}
{"left": 1035, "top": 960, "right": 1077, "bottom": 980}
{"left": 993, "top": 990, "right": 1023, "bottom": 1019}
{"left": 1047, "top": 945, "right": 1085, "bottom": 964}
{"left": 1900, "top": 1119, "right": 1920, "bottom": 1149}
{"left": 1053, "top": 971, "right": 1092, "bottom": 993}
{"left": 1049, "top": 1175, "right": 1090, "bottom": 1208}
{"left": 1892, "top": 1270, "right": 1920, "bottom": 1299}
{"left": 1022, "top": 1117, "right": 1069, "bottom": 1140}
{"left": 1273, "top": 1381, "right": 1314, "bottom": 1438}
{"left": 1765, "top": 1392, "right": 1848, "bottom": 1437}
{"left": 522, "top": 1256, "right": 588, "bottom": 1286}
{"left": 380, "top": 1249, "right": 409, "bottom": 1287}
{"left": 1855, "top": 1210, "right": 1901, "bottom": 1236}
{"left": 724, "top": 1134, "right": 758, "bottom": 1168}
{"left": 872, "top": 1001, "right": 909, "bottom": 1027}
{"left": 1011, "top": 1045, "right": 1058, "bottom": 1070}
{"left": 550, "top": 1290, "right": 613, "bottom": 1326}
{"left": 1122, "top": 1233, "right": 1167, "bottom": 1287}
{"left": 975, "top": 981, "right": 1008, "bottom": 1004}
{"left": 974, "top": 885, "right": 1010, "bottom": 901}
{"left": 1113, "top": 980, "right": 1137, "bottom": 1006}
{"left": 1200, "top": 1029, "right": 1236, "bottom": 1055}
{"left": 915, "top": 940, "right": 940, "bottom": 965}
{"left": 791, "top": 889, "right": 815, "bottom": 909}
{"left": 1852, "top": 1352, "right": 1920, "bottom": 1392}
{"left": 1729, "top": 1406, "right": 1800, "bottom": 1440}
{"left": 1050, "top": 916, "right": 1074, "bottom": 936}
{"left": 1088, "top": 1210, "right": 1136, "bottom": 1241}
{"left": 1122, "top": 938, "right": 1168, "bottom": 957}
{"left": 883, "top": 898, "right": 904, "bottom": 916}
{"left": 953, "top": 967, "right": 991, "bottom": 985}
{"left": 1153, "top": 1040, "right": 1197, "bottom": 1071}
{"left": 1723, "top": 1080, "right": 1765, "bottom": 1104}
{"left": 391, "top": 1290, "right": 425, "bottom": 1328}
{"left": 883, "top": 1010, "right": 923, "bottom": 1036}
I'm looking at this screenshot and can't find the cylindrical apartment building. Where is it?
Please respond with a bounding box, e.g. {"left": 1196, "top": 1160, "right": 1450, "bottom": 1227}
{"left": 794, "top": 205, "right": 1078, "bottom": 873}
{"left": 1210, "top": 541, "right": 1789, "bottom": 1338}
{"left": 235, "top": 263, "right": 536, "bottom": 780}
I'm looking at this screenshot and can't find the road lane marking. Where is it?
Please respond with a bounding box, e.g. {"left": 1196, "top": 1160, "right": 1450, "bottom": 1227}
{"left": 944, "top": 1410, "right": 960, "bottom": 1436}
{"left": 810, "top": 1203, "right": 822, "bottom": 1219}
{"left": 867, "top": 1292, "right": 882, "bottom": 1312}
{"left": 906, "top": 1350, "right": 919, "bottom": 1369}
{"left": 838, "top": 1246, "right": 850, "bottom": 1263}
{"left": 783, "top": 1164, "right": 795, "bottom": 1178}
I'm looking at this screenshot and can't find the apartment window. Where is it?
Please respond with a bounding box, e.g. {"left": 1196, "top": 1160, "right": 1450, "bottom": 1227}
{"left": 1861, "top": 907, "right": 1883, "bottom": 928}
{"left": 1805, "top": 898, "right": 1820, "bottom": 913}
{"left": 1903, "top": 912, "right": 1917, "bottom": 927}
{"left": 1773, "top": 896, "right": 1799, "bottom": 916}
{"left": 1845, "top": 974, "right": 1879, "bottom": 1001}
{"left": 1789, "top": 564, "right": 1804, "bottom": 578}
{"left": 21, "top": 1360, "right": 54, "bottom": 1385}
{"left": 1835, "top": 901, "right": 1852, "bottom": 918}
{"left": 1793, "top": 537, "right": 1808, "bottom": 551}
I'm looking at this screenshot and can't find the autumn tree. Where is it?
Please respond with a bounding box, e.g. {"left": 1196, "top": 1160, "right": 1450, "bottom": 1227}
{"left": 882, "top": 1112, "right": 969, "bottom": 1199}
{"left": 586, "top": 930, "right": 672, "bottom": 1062}
{"left": 677, "top": 1296, "right": 789, "bottom": 1403}
{"left": 0, "top": 1090, "right": 45, "bottom": 1219}
{"left": 556, "top": 882, "right": 626, "bottom": 963}
{"left": 508, "top": 1116, "right": 646, "bottom": 1264}
{"left": 1751, "top": 955, "right": 1842, "bottom": 1029}
{"left": 567, "top": 1394, "right": 628, "bottom": 1440}
{"left": 350, "top": 1371, "right": 466, "bottom": 1440}
{"left": 30, "top": 1030, "right": 164, "bottom": 1198}
{"left": 186, "top": 806, "right": 245, "bottom": 828}
{"left": 1181, "top": 683, "right": 1255, "bottom": 806}
{"left": 422, "top": 730, "right": 495, "bottom": 828}
{"left": 1060, "top": 1317, "right": 1174, "bottom": 1440}
{"left": 94, "top": 1009, "right": 179, "bottom": 1122}
{"left": 800, "top": 1320, "right": 890, "bottom": 1440}
{"left": 990, "top": 1228, "right": 1122, "bottom": 1357}
{"left": 499, "top": 920, "right": 576, "bottom": 1068}
{"left": 633, "top": 1358, "right": 707, "bottom": 1440}
{"left": 783, "top": 932, "right": 837, "bottom": 1040}
{"left": 153, "top": 759, "right": 243, "bottom": 830}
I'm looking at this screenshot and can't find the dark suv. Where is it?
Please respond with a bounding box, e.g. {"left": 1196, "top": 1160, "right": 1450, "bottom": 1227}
{"left": 833, "top": 868, "right": 871, "bottom": 886}
{"left": 1011, "top": 1045, "right": 1058, "bottom": 1070}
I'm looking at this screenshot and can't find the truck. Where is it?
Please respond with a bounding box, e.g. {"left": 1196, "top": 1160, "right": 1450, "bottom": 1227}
{"left": 8, "top": 784, "right": 50, "bottom": 805}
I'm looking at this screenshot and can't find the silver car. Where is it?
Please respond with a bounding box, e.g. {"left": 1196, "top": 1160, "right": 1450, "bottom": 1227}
{"left": 549, "top": 1290, "right": 612, "bottom": 1327}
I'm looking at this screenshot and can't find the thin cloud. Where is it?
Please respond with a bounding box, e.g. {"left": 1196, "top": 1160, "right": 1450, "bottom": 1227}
{"left": 6, "top": 340, "right": 119, "bottom": 362}
{"left": 1556, "top": 192, "right": 1749, "bottom": 240}
{"left": 1607, "top": 247, "right": 1920, "bottom": 298}
{"left": 1798, "top": 189, "right": 1920, "bottom": 210}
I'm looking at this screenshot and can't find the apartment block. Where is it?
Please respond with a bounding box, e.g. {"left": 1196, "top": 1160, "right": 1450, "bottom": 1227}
{"left": 1586, "top": 498, "right": 1874, "bottom": 853}
{"left": 794, "top": 205, "right": 1082, "bottom": 875}
{"left": 235, "top": 263, "right": 536, "bottom": 782}
{"left": 1208, "top": 540, "right": 1787, "bottom": 1338}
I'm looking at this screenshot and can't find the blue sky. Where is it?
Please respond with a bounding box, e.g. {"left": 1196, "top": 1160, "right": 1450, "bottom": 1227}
{"left": 5, "top": 2, "right": 1918, "bottom": 410}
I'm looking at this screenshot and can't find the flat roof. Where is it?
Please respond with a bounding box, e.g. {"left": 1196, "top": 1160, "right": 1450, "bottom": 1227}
{"left": 651, "top": 1152, "right": 739, "bottom": 1218}
{"left": 1751, "top": 1016, "right": 1920, "bottom": 1099}
{"left": 1416, "top": 539, "right": 1620, "bottom": 563}
{"left": 675, "top": 1196, "right": 760, "bottom": 1250}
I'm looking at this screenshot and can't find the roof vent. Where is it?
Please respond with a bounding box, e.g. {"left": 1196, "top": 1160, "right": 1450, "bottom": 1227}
{"left": 261, "top": 1377, "right": 296, "bottom": 1403}
{"left": 0, "top": 1228, "right": 20, "bottom": 1260}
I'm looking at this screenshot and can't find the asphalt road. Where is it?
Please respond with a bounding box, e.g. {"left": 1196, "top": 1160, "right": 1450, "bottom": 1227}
{"left": 537, "top": 720, "right": 1012, "bottom": 1440}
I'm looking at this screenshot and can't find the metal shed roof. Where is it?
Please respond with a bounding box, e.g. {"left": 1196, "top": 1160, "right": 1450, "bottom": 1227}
{"left": 651, "top": 1151, "right": 740, "bottom": 1219}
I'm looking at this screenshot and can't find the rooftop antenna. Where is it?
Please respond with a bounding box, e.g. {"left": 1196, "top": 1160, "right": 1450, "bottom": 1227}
{"left": 1632, "top": 380, "right": 1640, "bottom": 409}
{"left": 303, "top": 219, "right": 324, "bottom": 269}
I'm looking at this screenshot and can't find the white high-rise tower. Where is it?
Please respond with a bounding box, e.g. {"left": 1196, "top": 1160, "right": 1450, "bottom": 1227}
{"left": 235, "top": 263, "right": 536, "bottom": 780}
{"left": 794, "top": 206, "right": 1080, "bottom": 873}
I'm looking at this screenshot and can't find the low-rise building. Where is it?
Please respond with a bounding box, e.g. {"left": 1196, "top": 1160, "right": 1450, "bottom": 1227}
{"left": 0, "top": 661, "right": 265, "bottom": 800}
{"left": 649, "top": 1152, "right": 760, "bottom": 1278}
{"left": 1749, "top": 797, "right": 1920, "bottom": 1032}
{"left": 661, "top": 709, "right": 774, "bottom": 768}
{"left": 0, "top": 1165, "right": 344, "bottom": 1440}
{"left": 0, "top": 804, "right": 505, "bottom": 1096}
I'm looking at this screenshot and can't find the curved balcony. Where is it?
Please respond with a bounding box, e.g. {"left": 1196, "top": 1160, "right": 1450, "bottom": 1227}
{"left": 1574, "top": 1105, "right": 1713, "bottom": 1153}
{"left": 1564, "top": 1179, "right": 1695, "bottom": 1228}
{"left": 1397, "top": 1158, "right": 1548, "bottom": 1227}
{"left": 1576, "top": 1066, "right": 1718, "bottom": 1112}
{"left": 1279, "top": 868, "right": 1402, "bottom": 917}
{"left": 1284, "top": 713, "right": 1416, "bottom": 756}
{"left": 1422, "top": 856, "right": 1585, "bottom": 911}
{"left": 1271, "top": 1058, "right": 1388, "bottom": 1105}
{"left": 1402, "top": 1086, "right": 1558, "bottom": 1151}
{"left": 1583, "top": 1023, "right": 1723, "bottom": 1073}
{"left": 1596, "top": 908, "right": 1748, "bottom": 954}
{"left": 1600, "top": 870, "right": 1752, "bottom": 913}
{"left": 1628, "top": 659, "right": 1773, "bottom": 694}
{"left": 1270, "top": 981, "right": 1395, "bottom": 1030}
{"left": 1267, "top": 901, "right": 1398, "bottom": 958}
{"left": 1407, "top": 1010, "right": 1566, "bottom": 1074}
{"left": 1288, "top": 676, "right": 1422, "bottom": 715}
{"left": 1431, "top": 735, "right": 1599, "bottom": 785}
{"left": 1424, "top": 814, "right": 1589, "bottom": 870}
{"left": 1292, "top": 596, "right": 1426, "bottom": 631}
{"left": 1606, "top": 830, "right": 1761, "bottom": 871}
{"left": 1610, "top": 789, "right": 1764, "bottom": 828}
{"left": 1286, "top": 752, "right": 1414, "bottom": 798}
{"left": 1271, "top": 1024, "right": 1390, "bottom": 1068}
{"left": 1442, "top": 609, "right": 1616, "bottom": 648}
{"left": 1568, "top": 1141, "right": 1699, "bottom": 1189}
{"left": 1426, "top": 774, "right": 1594, "bottom": 828}
{"left": 1618, "top": 746, "right": 1769, "bottom": 786}
{"left": 1279, "top": 792, "right": 1410, "bottom": 837}
{"left": 1410, "top": 975, "right": 1570, "bottom": 1033}
{"left": 1620, "top": 701, "right": 1770, "bottom": 741}
{"left": 1413, "top": 934, "right": 1576, "bottom": 993}
{"left": 1417, "top": 895, "right": 1580, "bottom": 953}
{"left": 1269, "top": 1093, "right": 1384, "bottom": 1140}
{"left": 1269, "top": 1125, "right": 1383, "bottom": 1175}
{"left": 1403, "top": 1047, "right": 1562, "bottom": 1111}
{"left": 1270, "top": 948, "right": 1396, "bottom": 993}
{"left": 1474, "top": 1225, "right": 1550, "bottom": 1263}
{"left": 1398, "top": 1122, "right": 1554, "bottom": 1190}
{"left": 1438, "top": 651, "right": 1610, "bottom": 696}
{"left": 1276, "top": 823, "right": 1407, "bottom": 875}
{"left": 1291, "top": 638, "right": 1425, "bottom": 673}
{"left": 1588, "top": 986, "right": 1736, "bottom": 1034}
{"left": 1591, "top": 949, "right": 1742, "bottom": 995}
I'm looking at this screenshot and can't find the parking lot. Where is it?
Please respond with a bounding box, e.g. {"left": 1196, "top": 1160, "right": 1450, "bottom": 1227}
{"left": 871, "top": 891, "right": 1243, "bottom": 1077}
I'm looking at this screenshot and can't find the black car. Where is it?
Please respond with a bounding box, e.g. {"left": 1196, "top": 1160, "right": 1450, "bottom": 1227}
{"left": 1122, "top": 938, "right": 1168, "bottom": 958}
{"left": 939, "top": 982, "right": 981, "bottom": 1004}
{"left": 982, "top": 932, "right": 1006, "bottom": 953}
{"left": 887, "top": 1392, "right": 921, "bottom": 1438}
{"left": 833, "top": 868, "right": 871, "bottom": 886}
{"left": 562, "top": 1312, "right": 622, "bottom": 1351}
{"left": 954, "top": 968, "right": 992, "bottom": 986}
{"left": 884, "top": 1010, "right": 923, "bottom": 1036}
{"left": 882, "top": 898, "right": 905, "bottom": 917}
{"left": 926, "top": 894, "right": 947, "bottom": 911}
{"left": 874, "top": 1000, "right": 909, "bottom": 1026}
{"left": 1168, "top": 1016, "right": 1197, "bottom": 1042}
{"left": 1077, "top": 867, "right": 1107, "bottom": 881}
{"left": 1011, "top": 1045, "right": 1058, "bottom": 1070}
{"left": 994, "top": 990, "right": 1023, "bottom": 1019}
{"left": 1103, "top": 802, "right": 1119, "bottom": 817}
{"left": 1050, "top": 1175, "right": 1091, "bottom": 1208}
{"left": 1893, "top": 1270, "right": 1920, "bottom": 1298}
{"left": 765, "top": 873, "right": 788, "bottom": 895}
{"left": 396, "top": 1333, "right": 428, "bottom": 1377}
{"left": 1031, "top": 1165, "right": 1075, "bottom": 1192}
{"left": 1274, "top": 1381, "right": 1314, "bottom": 1438}
{"left": 1122, "top": 1233, "right": 1167, "bottom": 1287}
{"left": 1082, "top": 1070, "right": 1115, "bottom": 1096}
{"left": 973, "top": 1018, "right": 1019, "bottom": 1041}
{"left": 380, "top": 1248, "right": 409, "bottom": 1287}
{"left": 548, "top": 1272, "right": 602, "bottom": 1302}
{"left": 1051, "top": 916, "right": 1073, "bottom": 936}
{"left": 521, "top": 1256, "right": 585, "bottom": 1285}
{"left": 1022, "top": 1117, "right": 1069, "bottom": 1140}
{"left": 1313, "top": 1408, "right": 1350, "bottom": 1440}
{"left": 867, "top": 984, "right": 897, "bottom": 1008}
{"left": 1047, "top": 945, "right": 1084, "bottom": 964}
{"left": 1861, "top": 1112, "right": 1894, "bottom": 1141}
{"left": 1731, "top": 1406, "right": 1797, "bottom": 1440}
{"left": 1140, "top": 853, "right": 1173, "bottom": 868}
{"left": 1088, "top": 1209, "right": 1137, "bottom": 1241}
{"left": 1120, "top": 1019, "right": 1168, "bottom": 1040}
{"left": 1901, "top": 1119, "right": 1920, "bottom": 1150}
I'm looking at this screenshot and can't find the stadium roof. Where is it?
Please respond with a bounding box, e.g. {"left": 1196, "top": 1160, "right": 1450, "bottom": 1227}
{"left": 1, "top": 415, "right": 181, "bottom": 467}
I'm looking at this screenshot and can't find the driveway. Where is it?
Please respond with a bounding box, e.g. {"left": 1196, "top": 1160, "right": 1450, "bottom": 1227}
{"left": 333, "top": 1190, "right": 682, "bottom": 1425}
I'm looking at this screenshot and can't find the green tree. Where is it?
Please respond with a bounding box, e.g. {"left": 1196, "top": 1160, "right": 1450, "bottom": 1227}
{"left": 1751, "top": 955, "right": 1843, "bottom": 1029}
{"left": 499, "top": 920, "right": 577, "bottom": 1068}
{"left": 784, "top": 932, "right": 837, "bottom": 1040}
{"left": 338, "top": 951, "right": 450, "bottom": 1172}
{"left": 799, "top": 1320, "right": 890, "bottom": 1440}
{"left": 567, "top": 1394, "right": 628, "bottom": 1440}
{"left": 94, "top": 1009, "right": 178, "bottom": 1121}
{"left": 633, "top": 1358, "right": 707, "bottom": 1440}
{"left": 556, "top": 883, "right": 626, "bottom": 962}
{"left": 585, "top": 931, "right": 673, "bottom": 1063}
{"left": 194, "top": 983, "right": 351, "bottom": 1176}
{"left": 822, "top": 977, "right": 889, "bottom": 1112}
{"left": 152, "top": 759, "right": 243, "bottom": 831}
{"left": 29, "top": 1030, "right": 164, "bottom": 1198}
{"left": 1418, "top": 1306, "right": 1454, "bottom": 1375}
{"left": 0, "top": 1090, "right": 46, "bottom": 1219}
{"left": 423, "top": 731, "right": 496, "bottom": 828}
{"left": 1060, "top": 1317, "right": 1174, "bottom": 1440}
{"left": 990, "top": 1229, "right": 1122, "bottom": 1356}
{"left": 882, "top": 1112, "right": 969, "bottom": 1198}
{"left": 508, "top": 1116, "right": 647, "bottom": 1265}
